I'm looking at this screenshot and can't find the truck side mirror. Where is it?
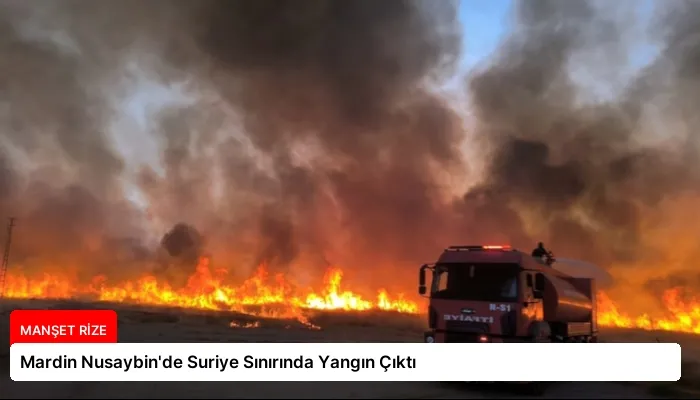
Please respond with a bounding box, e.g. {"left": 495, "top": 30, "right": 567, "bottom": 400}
{"left": 419, "top": 265, "right": 427, "bottom": 295}
{"left": 534, "top": 273, "right": 545, "bottom": 292}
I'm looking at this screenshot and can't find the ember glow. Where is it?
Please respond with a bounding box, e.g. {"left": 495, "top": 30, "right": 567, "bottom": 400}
{"left": 4, "top": 256, "right": 699, "bottom": 335}
{"left": 230, "top": 321, "right": 261, "bottom": 329}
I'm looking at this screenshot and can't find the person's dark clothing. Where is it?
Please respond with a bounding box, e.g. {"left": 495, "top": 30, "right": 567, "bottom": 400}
{"left": 531, "top": 246, "right": 548, "bottom": 258}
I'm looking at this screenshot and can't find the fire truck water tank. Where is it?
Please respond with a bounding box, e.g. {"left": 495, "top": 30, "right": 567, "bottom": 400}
{"left": 543, "top": 275, "right": 593, "bottom": 323}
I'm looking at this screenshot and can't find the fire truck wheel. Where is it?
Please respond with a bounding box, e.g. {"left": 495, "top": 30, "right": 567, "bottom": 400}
{"left": 528, "top": 322, "right": 552, "bottom": 342}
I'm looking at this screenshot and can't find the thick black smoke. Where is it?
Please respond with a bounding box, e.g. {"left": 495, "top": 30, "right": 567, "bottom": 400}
{"left": 463, "top": 0, "right": 700, "bottom": 276}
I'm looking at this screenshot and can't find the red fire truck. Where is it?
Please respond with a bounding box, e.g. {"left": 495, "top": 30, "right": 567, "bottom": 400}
{"left": 419, "top": 245, "right": 598, "bottom": 344}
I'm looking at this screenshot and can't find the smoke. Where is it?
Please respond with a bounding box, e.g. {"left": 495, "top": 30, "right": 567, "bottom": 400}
{"left": 0, "top": 2, "right": 150, "bottom": 281}
{"left": 0, "top": 0, "right": 465, "bottom": 290}
{"left": 190, "top": 1, "right": 465, "bottom": 277}
{"left": 131, "top": 0, "right": 467, "bottom": 288}
{"left": 0, "top": 0, "right": 698, "bottom": 302}
{"left": 463, "top": 0, "right": 700, "bottom": 305}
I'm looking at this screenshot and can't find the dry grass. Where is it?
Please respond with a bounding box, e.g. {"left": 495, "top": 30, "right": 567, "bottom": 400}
{"left": 645, "top": 361, "right": 700, "bottom": 398}
{"left": 601, "top": 328, "right": 700, "bottom": 361}
{"left": 1, "top": 298, "right": 699, "bottom": 398}
{"left": 591, "top": 328, "right": 700, "bottom": 397}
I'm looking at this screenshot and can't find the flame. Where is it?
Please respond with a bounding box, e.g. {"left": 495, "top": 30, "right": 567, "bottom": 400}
{"left": 3, "top": 257, "right": 418, "bottom": 325}
{"left": 230, "top": 321, "right": 260, "bottom": 329}
{"left": 597, "top": 288, "right": 700, "bottom": 334}
{"left": 3, "top": 257, "right": 698, "bottom": 335}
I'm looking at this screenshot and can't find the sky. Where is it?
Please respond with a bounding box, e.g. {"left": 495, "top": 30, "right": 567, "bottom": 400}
{"left": 444, "top": 0, "right": 661, "bottom": 107}
{"left": 458, "top": 0, "right": 512, "bottom": 72}
{"left": 457, "top": 0, "right": 660, "bottom": 80}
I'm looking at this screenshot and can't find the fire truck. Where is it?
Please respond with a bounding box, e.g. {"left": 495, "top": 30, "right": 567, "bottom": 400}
{"left": 419, "top": 245, "right": 598, "bottom": 344}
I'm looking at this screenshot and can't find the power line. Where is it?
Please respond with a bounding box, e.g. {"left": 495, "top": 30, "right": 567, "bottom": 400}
{"left": 0, "top": 217, "right": 15, "bottom": 299}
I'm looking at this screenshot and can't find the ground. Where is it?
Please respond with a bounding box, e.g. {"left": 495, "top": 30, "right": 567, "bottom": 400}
{"left": 1, "top": 299, "right": 698, "bottom": 399}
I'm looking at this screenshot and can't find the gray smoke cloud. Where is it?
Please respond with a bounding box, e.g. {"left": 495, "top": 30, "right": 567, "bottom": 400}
{"left": 0, "top": 2, "right": 149, "bottom": 282}
{"left": 0, "top": 0, "right": 465, "bottom": 291}
{"left": 464, "top": 0, "right": 700, "bottom": 272}
{"left": 0, "top": 0, "right": 698, "bottom": 300}
{"left": 133, "top": 0, "right": 466, "bottom": 289}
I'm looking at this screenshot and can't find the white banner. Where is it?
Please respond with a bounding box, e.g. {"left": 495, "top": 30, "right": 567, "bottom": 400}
{"left": 10, "top": 342, "right": 681, "bottom": 382}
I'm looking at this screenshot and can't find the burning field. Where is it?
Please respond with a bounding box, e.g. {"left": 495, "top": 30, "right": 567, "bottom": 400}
{"left": 4, "top": 257, "right": 419, "bottom": 329}
{"left": 4, "top": 254, "right": 700, "bottom": 334}
{"left": 1, "top": 0, "right": 700, "bottom": 339}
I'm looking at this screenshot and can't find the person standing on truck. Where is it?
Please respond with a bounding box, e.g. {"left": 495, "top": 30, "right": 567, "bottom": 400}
{"left": 531, "top": 242, "right": 555, "bottom": 265}
{"left": 532, "top": 242, "right": 548, "bottom": 258}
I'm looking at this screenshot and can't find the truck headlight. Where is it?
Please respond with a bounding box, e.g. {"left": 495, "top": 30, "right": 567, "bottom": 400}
{"left": 425, "top": 335, "right": 434, "bottom": 343}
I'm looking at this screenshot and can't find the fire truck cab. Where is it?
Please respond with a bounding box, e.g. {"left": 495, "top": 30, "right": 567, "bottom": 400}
{"left": 419, "top": 245, "right": 598, "bottom": 344}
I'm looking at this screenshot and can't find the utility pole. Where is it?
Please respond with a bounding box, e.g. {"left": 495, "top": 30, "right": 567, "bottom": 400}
{"left": 0, "top": 217, "right": 15, "bottom": 299}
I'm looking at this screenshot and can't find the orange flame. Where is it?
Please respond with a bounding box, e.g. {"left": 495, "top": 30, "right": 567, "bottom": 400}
{"left": 3, "top": 257, "right": 418, "bottom": 323}
{"left": 597, "top": 288, "right": 700, "bottom": 334}
{"left": 4, "top": 257, "right": 698, "bottom": 335}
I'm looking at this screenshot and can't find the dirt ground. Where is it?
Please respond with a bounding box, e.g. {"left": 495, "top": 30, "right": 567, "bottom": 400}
{"left": 1, "top": 299, "right": 697, "bottom": 399}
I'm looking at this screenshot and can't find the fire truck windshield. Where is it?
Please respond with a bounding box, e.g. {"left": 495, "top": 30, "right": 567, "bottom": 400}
{"left": 431, "top": 263, "right": 519, "bottom": 302}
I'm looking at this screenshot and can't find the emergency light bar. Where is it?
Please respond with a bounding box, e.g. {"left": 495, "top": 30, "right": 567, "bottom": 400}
{"left": 446, "top": 245, "right": 512, "bottom": 251}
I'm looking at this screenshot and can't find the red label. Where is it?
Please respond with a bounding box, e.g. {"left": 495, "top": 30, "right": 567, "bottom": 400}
{"left": 9, "top": 310, "right": 118, "bottom": 346}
